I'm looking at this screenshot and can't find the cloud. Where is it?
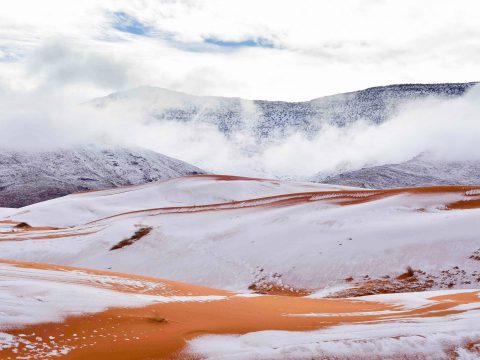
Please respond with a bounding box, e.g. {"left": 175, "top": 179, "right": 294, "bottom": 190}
{"left": 0, "top": 90, "right": 102, "bottom": 151}
{"left": 1, "top": 1, "right": 480, "bottom": 180}
{"left": 28, "top": 41, "right": 132, "bottom": 90}
{"left": 1, "top": 1, "right": 480, "bottom": 100}
{"left": 1, "top": 81, "right": 480, "bottom": 179}
{"left": 138, "top": 83, "right": 480, "bottom": 178}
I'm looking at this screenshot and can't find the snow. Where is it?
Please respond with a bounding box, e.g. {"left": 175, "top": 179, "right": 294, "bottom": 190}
{"left": 1, "top": 173, "right": 480, "bottom": 358}
{"left": 187, "top": 291, "right": 480, "bottom": 360}
{"left": 0, "top": 263, "right": 226, "bottom": 330}
{"left": 318, "top": 153, "right": 480, "bottom": 189}
{"left": 302, "top": 289, "right": 480, "bottom": 317}
{"left": 5, "top": 176, "right": 349, "bottom": 227}
{"left": 306, "top": 284, "right": 352, "bottom": 298}
{"left": 355, "top": 289, "right": 480, "bottom": 310}
{"left": 94, "top": 84, "right": 475, "bottom": 139}
{"left": 0, "top": 177, "right": 479, "bottom": 293}
{"left": 0, "top": 262, "right": 228, "bottom": 359}
{"left": 0, "top": 144, "right": 205, "bottom": 208}
{"left": 0, "top": 208, "right": 14, "bottom": 218}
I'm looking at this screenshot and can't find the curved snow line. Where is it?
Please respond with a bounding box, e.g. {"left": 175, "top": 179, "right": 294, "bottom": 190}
{"left": 85, "top": 184, "right": 480, "bottom": 226}
{"left": 87, "top": 184, "right": 475, "bottom": 225}
{"left": 86, "top": 190, "right": 384, "bottom": 224}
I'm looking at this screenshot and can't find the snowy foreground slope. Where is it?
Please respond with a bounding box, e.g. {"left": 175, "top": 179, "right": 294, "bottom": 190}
{"left": 318, "top": 154, "right": 480, "bottom": 188}
{"left": 0, "top": 144, "right": 204, "bottom": 208}
{"left": 1, "top": 260, "right": 480, "bottom": 359}
{"left": 1, "top": 175, "right": 479, "bottom": 295}
{"left": 1, "top": 177, "right": 480, "bottom": 359}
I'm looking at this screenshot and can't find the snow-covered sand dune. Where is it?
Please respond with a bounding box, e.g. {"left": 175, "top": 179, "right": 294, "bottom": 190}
{"left": 188, "top": 291, "right": 480, "bottom": 360}
{"left": 0, "top": 175, "right": 479, "bottom": 295}
{"left": 4, "top": 174, "right": 347, "bottom": 227}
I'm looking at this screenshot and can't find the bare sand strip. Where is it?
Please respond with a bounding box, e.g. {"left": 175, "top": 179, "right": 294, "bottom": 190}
{"left": 1, "top": 260, "right": 479, "bottom": 359}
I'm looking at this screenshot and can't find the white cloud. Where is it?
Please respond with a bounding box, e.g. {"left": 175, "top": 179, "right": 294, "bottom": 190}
{"left": 3, "top": 82, "right": 480, "bottom": 180}
{"left": 130, "top": 84, "right": 480, "bottom": 178}
{"left": 0, "top": 0, "right": 480, "bottom": 100}
{"left": 1, "top": 1, "right": 480, "bottom": 178}
{"left": 28, "top": 41, "right": 133, "bottom": 90}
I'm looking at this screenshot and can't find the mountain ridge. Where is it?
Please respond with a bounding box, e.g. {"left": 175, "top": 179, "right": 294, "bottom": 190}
{"left": 91, "top": 82, "right": 479, "bottom": 139}
{"left": 0, "top": 144, "right": 205, "bottom": 208}
{"left": 316, "top": 154, "right": 480, "bottom": 188}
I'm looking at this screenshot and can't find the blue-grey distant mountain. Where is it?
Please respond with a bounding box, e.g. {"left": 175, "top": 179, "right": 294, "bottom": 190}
{"left": 92, "top": 82, "right": 477, "bottom": 138}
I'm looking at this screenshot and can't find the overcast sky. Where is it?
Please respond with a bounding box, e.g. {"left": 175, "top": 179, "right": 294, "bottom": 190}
{"left": 1, "top": 0, "right": 479, "bottom": 101}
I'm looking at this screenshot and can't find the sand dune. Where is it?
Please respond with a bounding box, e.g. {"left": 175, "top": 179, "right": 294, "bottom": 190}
{"left": 1, "top": 176, "right": 480, "bottom": 358}
{"left": 1, "top": 260, "right": 479, "bottom": 359}
{"left": 0, "top": 176, "right": 479, "bottom": 294}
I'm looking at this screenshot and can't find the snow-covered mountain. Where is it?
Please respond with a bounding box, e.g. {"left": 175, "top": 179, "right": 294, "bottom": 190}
{"left": 92, "top": 82, "right": 477, "bottom": 138}
{"left": 2, "top": 83, "right": 477, "bottom": 207}
{"left": 90, "top": 82, "right": 480, "bottom": 187}
{"left": 0, "top": 145, "right": 204, "bottom": 208}
{"left": 317, "top": 154, "right": 480, "bottom": 188}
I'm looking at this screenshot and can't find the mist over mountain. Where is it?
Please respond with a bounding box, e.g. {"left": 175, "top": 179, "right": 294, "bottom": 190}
{"left": 90, "top": 82, "right": 480, "bottom": 179}
{"left": 2, "top": 81, "right": 479, "bottom": 208}
{"left": 93, "top": 82, "right": 476, "bottom": 139}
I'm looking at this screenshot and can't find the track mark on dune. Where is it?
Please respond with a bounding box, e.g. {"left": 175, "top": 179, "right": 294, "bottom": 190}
{"left": 81, "top": 185, "right": 480, "bottom": 226}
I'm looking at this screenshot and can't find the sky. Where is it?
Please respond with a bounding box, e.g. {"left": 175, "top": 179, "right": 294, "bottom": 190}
{"left": 1, "top": 0, "right": 480, "bottom": 179}
{"left": 1, "top": 0, "right": 480, "bottom": 101}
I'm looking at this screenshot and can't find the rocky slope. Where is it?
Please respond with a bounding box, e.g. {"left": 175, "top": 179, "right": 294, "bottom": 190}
{"left": 0, "top": 145, "right": 204, "bottom": 208}
{"left": 92, "top": 82, "right": 477, "bottom": 138}
{"left": 317, "top": 155, "right": 480, "bottom": 188}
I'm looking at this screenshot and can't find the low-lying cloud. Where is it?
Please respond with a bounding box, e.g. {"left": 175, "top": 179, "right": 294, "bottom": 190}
{"left": 1, "top": 82, "right": 480, "bottom": 179}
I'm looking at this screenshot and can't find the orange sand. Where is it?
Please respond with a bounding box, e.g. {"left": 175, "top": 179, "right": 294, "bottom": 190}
{"left": 2, "top": 260, "right": 479, "bottom": 360}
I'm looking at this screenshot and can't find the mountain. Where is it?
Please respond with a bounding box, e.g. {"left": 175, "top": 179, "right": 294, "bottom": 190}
{"left": 2, "top": 83, "right": 476, "bottom": 208}
{"left": 1, "top": 175, "right": 479, "bottom": 295}
{"left": 92, "top": 82, "right": 477, "bottom": 138}
{"left": 316, "top": 154, "right": 480, "bottom": 188}
{"left": 91, "top": 82, "right": 480, "bottom": 187}
{"left": 0, "top": 145, "right": 204, "bottom": 208}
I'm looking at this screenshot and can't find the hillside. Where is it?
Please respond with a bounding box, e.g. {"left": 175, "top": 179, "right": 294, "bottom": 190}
{"left": 317, "top": 155, "right": 480, "bottom": 188}
{"left": 0, "top": 145, "right": 204, "bottom": 208}
{"left": 92, "top": 83, "right": 477, "bottom": 138}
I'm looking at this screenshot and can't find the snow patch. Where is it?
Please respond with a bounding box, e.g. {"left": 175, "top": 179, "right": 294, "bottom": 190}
{"left": 188, "top": 299, "right": 480, "bottom": 359}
